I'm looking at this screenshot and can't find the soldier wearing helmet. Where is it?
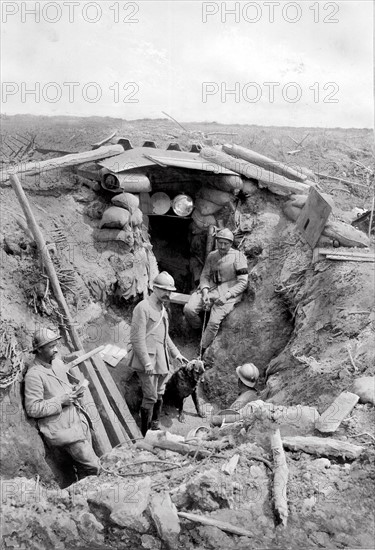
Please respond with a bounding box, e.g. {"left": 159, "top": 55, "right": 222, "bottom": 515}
{"left": 124, "top": 272, "right": 188, "bottom": 436}
{"left": 184, "top": 228, "right": 248, "bottom": 354}
{"left": 24, "top": 328, "right": 100, "bottom": 483}
{"left": 230, "top": 363, "right": 260, "bottom": 411}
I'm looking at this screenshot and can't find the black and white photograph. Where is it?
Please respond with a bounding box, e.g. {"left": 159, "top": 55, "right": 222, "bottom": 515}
{"left": 1, "top": 1, "right": 374, "bottom": 548}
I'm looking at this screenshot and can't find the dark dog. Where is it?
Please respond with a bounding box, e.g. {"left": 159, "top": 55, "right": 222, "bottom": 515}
{"left": 164, "top": 359, "right": 205, "bottom": 422}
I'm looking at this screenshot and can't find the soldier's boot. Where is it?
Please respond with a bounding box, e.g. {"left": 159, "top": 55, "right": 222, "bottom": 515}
{"left": 150, "top": 398, "right": 163, "bottom": 430}
{"left": 140, "top": 407, "right": 153, "bottom": 437}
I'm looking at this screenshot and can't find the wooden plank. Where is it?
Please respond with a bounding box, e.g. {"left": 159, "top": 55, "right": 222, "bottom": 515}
{"left": 296, "top": 187, "right": 332, "bottom": 248}
{"left": 271, "top": 428, "right": 288, "bottom": 526}
{"left": 325, "top": 255, "right": 374, "bottom": 263}
{"left": 223, "top": 143, "right": 308, "bottom": 183}
{"left": 9, "top": 174, "right": 112, "bottom": 456}
{"left": 79, "top": 356, "right": 130, "bottom": 447}
{"left": 2, "top": 145, "right": 124, "bottom": 182}
{"left": 91, "top": 354, "right": 142, "bottom": 441}
{"left": 170, "top": 292, "right": 190, "bottom": 305}
{"left": 317, "top": 247, "right": 372, "bottom": 258}
{"left": 282, "top": 436, "right": 364, "bottom": 460}
{"left": 315, "top": 391, "right": 359, "bottom": 433}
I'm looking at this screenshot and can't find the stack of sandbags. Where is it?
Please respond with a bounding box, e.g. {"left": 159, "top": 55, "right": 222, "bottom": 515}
{"left": 95, "top": 192, "right": 144, "bottom": 246}
{"left": 191, "top": 184, "right": 235, "bottom": 234}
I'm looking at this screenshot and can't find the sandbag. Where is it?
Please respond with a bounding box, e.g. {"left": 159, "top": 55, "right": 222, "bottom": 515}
{"left": 199, "top": 187, "right": 234, "bottom": 206}
{"left": 352, "top": 377, "right": 375, "bottom": 405}
{"left": 214, "top": 174, "right": 243, "bottom": 192}
{"left": 94, "top": 228, "right": 134, "bottom": 247}
{"left": 99, "top": 206, "right": 130, "bottom": 229}
{"left": 111, "top": 192, "right": 140, "bottom": 213}
{"left": 194, "top": 198, "right": 222, "bottom": 216}
{"left": 192, "top": 210, "right": 216, "bottom": 230}
{"left": 130, "top": 208, "right": 143, "bottom": 226}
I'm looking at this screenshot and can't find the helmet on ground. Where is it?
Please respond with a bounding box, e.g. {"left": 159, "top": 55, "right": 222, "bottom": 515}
{"left": 236, "top": 363, "right": 259, "bottom": 388}
{"left": 32, "top": 328, "right": 61, "bottom": 352}
{"left": 216, "top": 228, "right": 234, "bottom": 242}
{"left": 153, "top": 271, "right": 176, "bottom": 292}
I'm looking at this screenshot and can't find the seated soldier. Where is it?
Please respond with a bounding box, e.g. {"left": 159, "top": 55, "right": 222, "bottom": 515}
{"left": 230, "top": 363, "right": 260, "bottom": 411}
{"left": 183, "top": 228, "right": 248, "bottom": 354}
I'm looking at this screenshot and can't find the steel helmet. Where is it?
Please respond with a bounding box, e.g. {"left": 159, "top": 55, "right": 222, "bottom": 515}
{"left": 153, "top": 271, "right": 176, "bottom": 291}
{"left": 216, "top": 228, "right": 234, "bottom": 243}
{"left": 236, "top": 363, "right": 259, "bottom": 388}
{"left": 32, "top": 328, "right": 61, "bottom": 352}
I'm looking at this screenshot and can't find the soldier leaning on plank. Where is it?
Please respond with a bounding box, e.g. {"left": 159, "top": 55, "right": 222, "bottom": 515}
{"left": 24, "top": 328, "right": 100, "bottom": 480}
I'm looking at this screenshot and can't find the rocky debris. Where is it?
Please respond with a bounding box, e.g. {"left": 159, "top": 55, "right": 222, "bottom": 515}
{"left": 315, "top": 391, "right": 360, "bottom": 433}
{"left": 148, "top": 491, "right": 180, "bottom": 549}
{"left": 352, "top": 376, "right": 375, "bottom": 405}
{"left": 174, "top": 468, "right": 235, "bottom": 512}
{"left": 86, "top": 477, "right": 152, "bottom": 532}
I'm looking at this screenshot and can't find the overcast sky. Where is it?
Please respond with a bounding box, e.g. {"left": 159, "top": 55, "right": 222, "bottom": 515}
{"left": 1, "top": 1, "right": 373, "bottom": 127}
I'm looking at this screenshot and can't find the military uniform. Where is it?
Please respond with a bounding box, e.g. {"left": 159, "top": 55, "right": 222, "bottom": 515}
{"left": 24, "top": 358, "right": 100, "bottom": 478}
{"left": 126, "top": 294, "right": 180, "bottom": 409}
{"left": 184, "top": 247, "right": 248, "bottom": 348}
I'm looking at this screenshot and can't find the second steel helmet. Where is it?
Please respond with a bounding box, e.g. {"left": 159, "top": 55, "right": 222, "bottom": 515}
{"left": 236, "top": 363, "right": 259, "bottom": 388}
{"left": 216, "top": 228, "right": 234, "bottom": 242}
{"left": 153, "top": 271, "right": 176, "bottom": 292}
{"left": 32, "top": 328, "right": 61, "bottom": 352}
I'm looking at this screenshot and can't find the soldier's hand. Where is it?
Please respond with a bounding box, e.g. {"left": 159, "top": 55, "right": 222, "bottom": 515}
{"left": 60, "top": 392, "right": 74, "bottom": 406}
{"left": 176, "top": 354, "right": 189, "bottom": 365}
{"left": 144, "top": 364, "right": 154, "bottom": 376}
{"left": 215, "top": 296, "right": 227, "bottom": 306}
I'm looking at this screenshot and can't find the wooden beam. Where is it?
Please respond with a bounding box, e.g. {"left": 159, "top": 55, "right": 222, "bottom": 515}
{"left": 169, "top": 292, "right": 190, "bottom": 305}
{"left": 2, "top": 144, "right": 124, "bottom": 183}
{"left": 270, "top": 428, "right": 288, "bottom": 526}
{"left": 200, "top": 146, "right": 312, "bottom": 196}
{"left": 91, "top": 354, "right": 142, "bottom": 441}
{"left": 282, "top": 436, "right": 364, "bottom": 460}
{"left": 223, "top": 143, "right": 308, "bottom": 183}
{"left": 296, "top": 187, "right": 332, "bottom": 248}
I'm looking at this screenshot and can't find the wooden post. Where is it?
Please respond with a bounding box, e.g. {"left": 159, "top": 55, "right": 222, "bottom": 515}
{"left": 9, "top": 173, "right": 112, "bottom": 455}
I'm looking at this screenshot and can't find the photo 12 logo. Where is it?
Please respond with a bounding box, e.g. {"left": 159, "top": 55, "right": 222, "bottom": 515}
{"left": 1, "top": 2, "right": 140, "bottom": 24}
{"left": 1, "top": 81, "right": 140, "bottom": 105}
{"left": 202, "top": 81, "right": 339, "bottom": 104}
{"left": 202, "top": 2, "right": 340, "bottom": 24}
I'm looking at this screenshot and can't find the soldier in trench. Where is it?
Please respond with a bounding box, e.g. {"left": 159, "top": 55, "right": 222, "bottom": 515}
{"left": 183, "top": 228, "right": 249, "bottom": 355}
{"left": 24, "top": 328, "right": 100, "bottom": 481}
{"left": 124, "top": 271, "right": 189, "bottom": 436}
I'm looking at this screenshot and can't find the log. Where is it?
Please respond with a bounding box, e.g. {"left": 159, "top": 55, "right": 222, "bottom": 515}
{"left": 223, "top": 143, "right": 308, "bottom": 183}
{"left": 178, "top": 512, "right": 253, "bottom": 538}
{"left": 200, "top": 147, "right": 311, "bottom": 196}
{"left": 282, "top": 436, "right": 364, "bottom": 460}
{"left": 10, "top": 174, "right": 112, "bottom": 455}
{"left": 2, "top": 144, "right": 124, "bottom": 182}
{"left": 270, "top": 428, "right": 288, "bottom": 526}
{"left": 315, "top": 392, "right": 359, "bottom": 433}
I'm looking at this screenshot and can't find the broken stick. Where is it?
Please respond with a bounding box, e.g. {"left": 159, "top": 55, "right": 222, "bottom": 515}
{"left": 178, "top": 512, "right": 253, "bottom": 538}
{"left": 270, "top": 428, "right": 288, "bottom": 527}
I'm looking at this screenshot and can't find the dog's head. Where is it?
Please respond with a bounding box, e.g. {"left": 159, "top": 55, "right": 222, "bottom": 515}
{"left": 186, "top": 359, "right": 205, "bottom": 376}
